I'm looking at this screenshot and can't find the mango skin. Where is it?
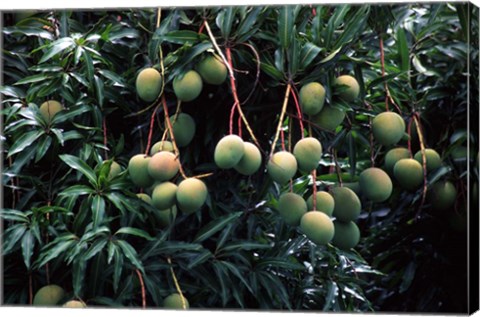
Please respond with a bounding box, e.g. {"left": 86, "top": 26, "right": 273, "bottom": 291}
{"left": 33, "top": 285, "right": 66, "bottom": 306}
{"left": 299, "top": 82, "right": 326, "bottom": 116}
{"left": 384, "top": 147, "right": 410, "bottom": 175}
{"left": 39, "top": 100, "right": 63, "bottom": 123}
{"left": 293, "top": 137, "right": 322, "bottom": 173}
{"left": 306, "top": 191, "right": 335, "bottom": 217}
{"left": 170, "top": 113, "right": 196, "bottom": 147}
{"left": 214, "top": 134, "right": 245, "bottom": 169}
{"left": 196, "top": 55, "right": 227, "bottom": 85}
{"left": 148, "top": 151, "right": 179, "bottom": 181}
{"left": 155, "top": 205, "right": 178, "bottom": 227}
{"left": 128, "top": 154, "right": 154, "bottom": 188}
{"left": 267, "top": 151, "right": 298, "bottom": 185}
{"left": 108, "top": 161, "right": 122, "bottom": 180}
{"left": 62, "top": 300, "right": 86, "bottom": 308}
{"left": 331, "top": 187, "right": 361, "bottom": 222}
{"left": 394, "top": 158, "right": 424, "bottom": 191}
{"left": 414, "top": 148, "right": 442, "bottom": 171}
{"left": 372, "top": 112, "right": 405, "bottom": 146}
{"left": 137, "top": 193, "right": 152, "bottom": 205}
{"left": 300, "top": 211, "right": 335, "bottom": 245}
{"left": 334, "top": 75, "right": 360, "bottom": 102}
{"left": 176, "top": 178, "right": 208, "bottom": 214}
{"left": 332, "top": 221, "right": 360, "bottom": 250}
{"left": 234, "top": 141, "right": 262, "bottom": 175}
{"left": 428, "top": 181, "right": 457, "bottom": 211}
{"left": 150, "top": 141, "right": 174, "bottom": 155}
{"left": 136, "top": 67, "right": 162, "bottom": 102}
{"left": 163, "top": 293, "right": 189, "bottom": 309}
{"left": 152, "top": 182, "right": 178, "bottom": 210}
{"left": 359, "top": 167, "right": 393, "bottom": 202}
{"left": 173, "top": 70, "right": 203, "bottom": 102}
{"left": 310, "top": 105, "right": 346, "bottom": 132}
{"left": 278, "top": 192, "right": 307, "bottom": 226}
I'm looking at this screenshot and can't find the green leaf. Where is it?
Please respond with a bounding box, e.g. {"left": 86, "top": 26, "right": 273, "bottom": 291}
{"left": 116, "top": 239, "right": 144, "bottom": 273}
{"left": 50, "top": 128, "right": 65, "bottom": 146}
{"left": 98, "top": 69, "right": 127, "bottom": 87}
{"left": 39, "top": 37, "right": 76, "bottom": 64}
{"left": 35, "top": 135, "right": 53, "bottom": 163}
{"left": 94, "top": 75, "right": 104, "bottom": 107}
{"left": 325, "top": 5, "right": 350, "bottom": 49}
{"left": 323, "top": 281, "right": 338, "bottom": 311}
{"left": 21, "top": 230, "right": 35, "bottom": 269}
{"left": 3, "top": 224, "right": 27, "bottom": 255}
{"left": 0, "top": 209, "right": 30, "bottom": 223}
{"left": 396, "top": 27, "right": 410, "bottom": 72}
{"left": 255, "top": 257, "right": 306, "bottom": 271}
{"left": 300, "top": 42, "right": 322, "bottom": 70}
{"left": 82, "top": 49, "right": 95, "bottom": 86}
{"left": 219, "top": 241, "right": 272, "bottom": 253}
{"left": 59, "top": 154, "right": 97, "bottom": 186}
{"left": 113, "top": 248, "right": 124, "bottom": 292}
{"left": 287, "top": 31, "right": 300, "bottom": 76}
{"left": 399, "top": 262, "right": 416, "bottom": 293}
{"left": 92, "top": 195, "right": 106, "bottom": 228}
{"left": 319, "top": 46, "right": 342, "bottom": 64}
{"left": 237, "top": 7, "right": 263, "bottom": 40}
{"left": 3, "top": 26, "right": 54, "bottom": 40}
{"left": 0, "top": 85, "right": 26, "bottom": 98}
{"left": 51, "top": 105, "right": 91, "bottom": 125}
{"left": 115, "top": 227, "right": 154, "bottom": 241}
{"left": 83, "top": 239, "right": 108, "bottom": 261}
{"left": 14, "top": 73, "right": 52, "bottom": 85}
{"left": 219, "top": 7, "right": 235, "bottom": 40}
{"left": 59, "top": 185, "right": 95, "bottom": 196}
{"left": 187, "top": 250, "right": 213, "bottom": 269}
{"left": 36, "top": 234, "right": 77, "bottom": 268}
{"left": 193, "top": 212, "right": 242, "bottom": 243}
{"left": 72, "top": 258, "right": 86, "bottom": 297}
{"left": 278, "top": 6, "right": 294, "bottom": 48}
{"left": 161, "top": 30, "right": 205, "bottom": 45}
{"left": 8, "top": 129, "right": 44, "bottom": 157}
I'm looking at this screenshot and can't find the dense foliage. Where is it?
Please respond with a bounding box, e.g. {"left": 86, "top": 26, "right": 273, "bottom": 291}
{"left": 1, "top": 3, "right": 478, "bottom": 312}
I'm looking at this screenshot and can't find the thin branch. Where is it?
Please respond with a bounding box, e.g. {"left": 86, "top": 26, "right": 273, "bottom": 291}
{"left": 239, "top": 43, "right": 261, "bottom": 105}
{"left": 333, "top": 149, "right": 343, "bottom": 187}
{"left": 413, "top": 113, "right": 428, "bottom": 220}
{"left": 312, "top": 169, "right": 317, "bottom": 211}
{"left": 144, "top": 103, "right": 161, "bottom": 156}
{"left": 271, "top": 83, "right": 292, "bottom": 156}
{"left": 162, "top": 95, "right": 188, "bottom": 179}
{"left": 226, "top": 47, "right": 261, "bottom": 148}
{"left": 167, "top": 257, "right": 187, "bottom": 310}
{"left": 203, "top": 20, "right": 234, "bottom": 78}
{"left": 290, "top": 84, "right": 305, "bottom": 139}
{"left": 135, "top": 269, "right": 146, "bottom": 308}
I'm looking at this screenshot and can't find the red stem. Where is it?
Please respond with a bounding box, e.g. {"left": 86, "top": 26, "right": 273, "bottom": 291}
{"left": 198, "top": 20, "right": 206, "bottom": 34}
{"left": 145, "top": 103, "right": 161, "bottom": 156}
{"left": 135, "top": 269, "right": 146, "bottom": 308}
{"left": 238, "top": 115, "right": 242, "bottom": 138}
{"left": 407, "top": 116, "right": 414, "bottom": 157}
{"left": 280, "top": 128, "right": 286, "bottom": 151}
{"left": 312, "top": 169, "right": 317, "bottom": 210}
{"left": 229, "top": 102, "right": 236, "bottom": 135}
{"left": 29, "top": 273, "right": 33, "bottom": 305}
{"left": 290, "top": 85, "right": 305, "bottom": 139}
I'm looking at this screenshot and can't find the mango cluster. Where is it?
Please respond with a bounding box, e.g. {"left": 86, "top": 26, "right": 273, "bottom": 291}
{"left": 32, "top": 284, "right": 86, "bottom": 308}
{"left": 135, "top": 54, "right": 227, "bottom": 104}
